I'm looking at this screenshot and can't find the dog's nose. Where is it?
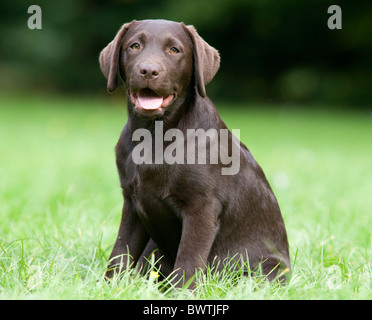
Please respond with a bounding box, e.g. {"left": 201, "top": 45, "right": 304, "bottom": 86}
{"left": 139, "top": 64, "right": 160, "bottom": 79}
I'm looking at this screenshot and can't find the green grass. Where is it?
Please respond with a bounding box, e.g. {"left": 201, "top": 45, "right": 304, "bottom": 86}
{"left": 1, "top": 94, "right": 371, "bottom": 299}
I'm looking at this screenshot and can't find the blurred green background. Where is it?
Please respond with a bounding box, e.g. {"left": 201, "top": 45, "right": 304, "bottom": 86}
{"left": 1, "top": 0, "right": 371, "bottom": 107}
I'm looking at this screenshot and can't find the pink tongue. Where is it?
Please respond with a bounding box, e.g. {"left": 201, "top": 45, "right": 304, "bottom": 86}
{"left": 138, "top": 91, "right": 163, "bottom": 110}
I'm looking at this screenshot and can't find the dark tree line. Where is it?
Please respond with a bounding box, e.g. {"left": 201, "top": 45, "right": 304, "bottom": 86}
{"left": 1, "top": 0, "right": 371, "bottom": 107}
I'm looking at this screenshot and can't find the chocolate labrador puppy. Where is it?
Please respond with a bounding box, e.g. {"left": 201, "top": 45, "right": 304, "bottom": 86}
{"left": 99, "top": 19, "right": 290, "bottom": 287}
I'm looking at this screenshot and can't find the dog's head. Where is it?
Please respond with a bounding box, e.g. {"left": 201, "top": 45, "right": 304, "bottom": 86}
{"left": 99, "top": 19, "right": 220, "bottom": 119}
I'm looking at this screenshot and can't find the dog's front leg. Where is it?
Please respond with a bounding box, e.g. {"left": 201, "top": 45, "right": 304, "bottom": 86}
{"left": 172, "top": 200, "right": 220, "bottom": 289}
{"left": 105, "top": 199, "right": 149, "bottom": 279}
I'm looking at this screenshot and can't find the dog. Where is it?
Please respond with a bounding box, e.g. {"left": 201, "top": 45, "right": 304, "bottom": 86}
{"left": 99, "top": 19, "right": 290, "bottom": 288}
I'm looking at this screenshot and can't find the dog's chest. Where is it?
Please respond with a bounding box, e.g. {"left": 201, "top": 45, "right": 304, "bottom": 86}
{"left": 127, "top": 166, "right": 182, "bottom": 223}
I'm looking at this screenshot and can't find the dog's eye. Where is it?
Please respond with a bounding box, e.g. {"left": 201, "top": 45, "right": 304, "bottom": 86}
{"left": 130, "top": 43, "right": 141, "bottom": 50}
{"left": 170, "top": 47, "right": 180, "bottom": 54}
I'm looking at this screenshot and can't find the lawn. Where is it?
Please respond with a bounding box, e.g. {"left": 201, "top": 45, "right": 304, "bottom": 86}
{"left": 0, "top": 94, "right": 371, "bottom": 299}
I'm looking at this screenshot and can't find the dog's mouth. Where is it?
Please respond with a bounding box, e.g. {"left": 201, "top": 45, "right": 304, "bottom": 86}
{"left": 130, "top": 88, "right": 174, "bottom": 111}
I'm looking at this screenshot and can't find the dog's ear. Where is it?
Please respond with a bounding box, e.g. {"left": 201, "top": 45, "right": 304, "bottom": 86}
{"left": 183, "top": 24, "right": 220, "bottom": 98}
{"left": 99, "top": 21, "right": 134, "bottom": 93}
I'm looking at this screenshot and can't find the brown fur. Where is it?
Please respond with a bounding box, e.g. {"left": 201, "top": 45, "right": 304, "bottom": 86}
{"left": 99, "top": 19, "right": 290, "bottom": 288}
